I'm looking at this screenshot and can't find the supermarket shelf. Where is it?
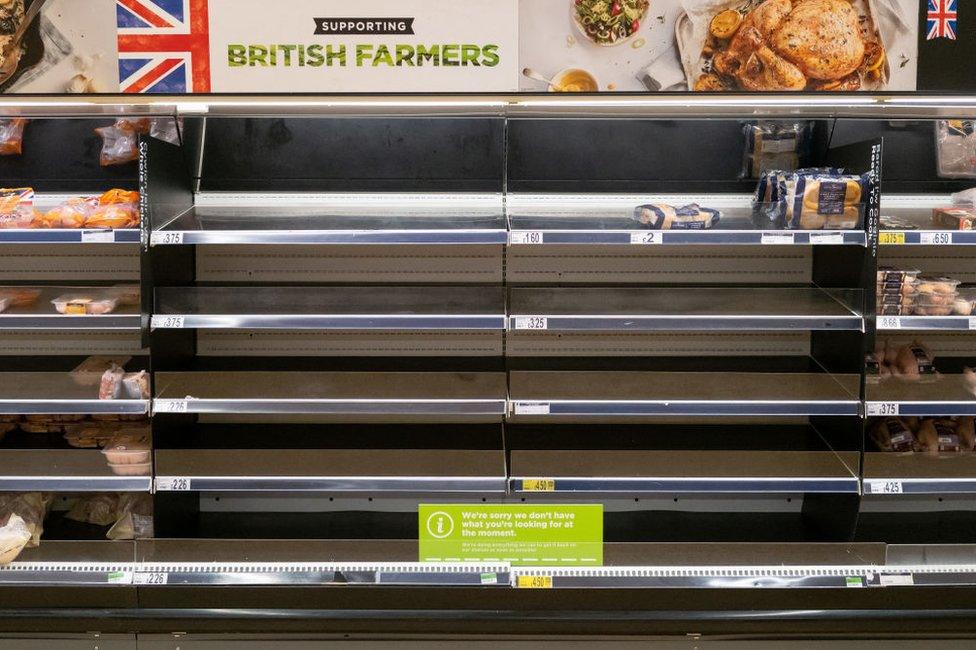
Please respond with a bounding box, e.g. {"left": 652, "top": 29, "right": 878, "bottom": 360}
{"left": 0, "top": 542, "right": 134, "bottom": 586}
{"left": 876, "top": 315, "right": 976, "bottom": 331}
{"left": 866, "top": 376, "right": 976, "bottom": 416}
{"left": 150, "top": 193, "right": 506, "bottom": 246}
{"left": 510, "top": 450, "right": 860, "bottom": 494}
{"left": 0, "top": 287, "right": 140, "bottom": 330}
{"left": 153, "top": 372, "right": 507, "bottom": 420}
{"left": 881, "top": 195, "right": 975, "bottom": 245}
{"left": 0, "top": 450, "right": 150, "bottom": 491}
{"left": 508, "top": 371, "right": 861, "bottom": 419}
{"left": 507, "top": 194, "right": 866, "bottom": 246}
{"left": 864, "top": 453, "right": 976, "bottom": 495}
{"left": 509, "top": 288, "right": 862, "bottom": 332}
{"left": 154, "top": 449, "right": 506, "bottom": 493}
{"left": 0, "top": 373, "right": 149, "bottom": 415}
{"left": 153, "top": 286, "right": 505, "bottom": 330}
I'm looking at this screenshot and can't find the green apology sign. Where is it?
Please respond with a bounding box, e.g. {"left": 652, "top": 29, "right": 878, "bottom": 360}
{"left": 419, "top": 504, "right": 603, "bottom": 566}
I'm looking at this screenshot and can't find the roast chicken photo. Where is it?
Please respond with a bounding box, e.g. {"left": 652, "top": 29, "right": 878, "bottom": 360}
{"left": 688, "top": 0, "right": 888, "bottom": 91}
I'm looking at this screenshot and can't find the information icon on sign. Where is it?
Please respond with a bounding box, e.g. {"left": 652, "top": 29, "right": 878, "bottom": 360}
{"left": 425, "top": 511, "right": 455, "bottom": 539}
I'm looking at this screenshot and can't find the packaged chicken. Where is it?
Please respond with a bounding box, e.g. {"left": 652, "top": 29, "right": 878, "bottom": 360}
{"left": 633, "top": 203, "right": 721, "bottom": 230}
{"left": 889, "top": 340, "right": 936, "bottom": 381}
{"left": 65, "top": 494, "right": 120, "bottom": 527}
{"left": 99, "top": 189, "right": 140, "bottom": 205}
{"left": 106, "top": 285, "right": 140, "bottom": 307}
{"left": 98, "top": 365, "right": 125, "bottom": 400}
{"left": 0, "top": 188, "right": 34, "bottom": 229}
{"left": 787, "top": 173, "right": 865, "bottom": 230}
{"left": 38, "top": 197, "right": 97, "bottom": 229}
{"left": 916, "top": 419, "right": 962, "bottom": 453}
{"left": 71, "top": 356, "right": 133, "bottom": 387}
{"left": 96, "top": 119, "right": 150, "bottom": 167}
{"left": 0, "top": 514, "right": 32, "bottom": 565}
{"left": 870, "top": 417, "right": 915, "bottom": 452}
{"left": 0, "top": 288, "right": 39, "bottom": 308}
{"left": 0, "top": 119, "right": 27, "bottom": 156}
{"left": 0, "top": 493, "right": 52, "bottom": 553}
{"left": 913, "top": 277, "right": 961, "bottom": 315}
{"left": 122, "top": 371, "right": 150, "bottom": 400}
{"left": 965, "top": 368, "right": 976, "bottom": 397}
{"left": 952, "top": 290, "right": 976, "bottom": 316}
{"left": 958, "top": 417, "right": 976, "bottom": 451}
{"left": 51, "top": 294, "right": 119, "bottom": 316}
{"left": 107, "top": 493, "right": 153, "bottom": 540}
{"left": 101, "top": 433, "right": 151, "bottom": 465}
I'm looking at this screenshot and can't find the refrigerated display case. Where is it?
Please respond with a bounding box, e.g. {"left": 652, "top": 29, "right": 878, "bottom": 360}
{"left": 1, "top": 96, "right": 976, "bottom": 638}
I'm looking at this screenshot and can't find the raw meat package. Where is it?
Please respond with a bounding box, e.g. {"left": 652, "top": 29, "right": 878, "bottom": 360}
{"left": 51, "top": 294, "right": 119, "bottom": 315}
{"left": 633, "top": 203, "right": 721, "bottom": 229}
{"left": 0, "top": 119, "right": 27, "bottom": 156}
{"left": 916, "top": 419, "right": 961, "bottom": 454}
{"left": 96, "top": 119, "right": 150, "bottom": 167}
{"left": 98, "top": 365, "right": 125, "bottom": 400}
{"left": 37, "top": 197, "right": 97, "bottom": 229}
{"left": 0, "top": 188, "right": 34, "bottom": 229}
{"left": 71, "top": 356, "right": 133, "bottom": 387}
{"left": 0, "top": 288, "right": 39, "bottom": 307}
{"left": 122, "top": 371, "right": 150, "bottom": 399}
{"left": 101, "top": 433, "right": 151, "bottom": 465}
{"left": 870, "top": 418, "right": 914, "bottom": 452}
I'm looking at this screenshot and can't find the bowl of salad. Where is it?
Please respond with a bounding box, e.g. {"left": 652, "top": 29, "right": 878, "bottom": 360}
{"left": 572, "top": 0, "right": 649, "bottom": 47}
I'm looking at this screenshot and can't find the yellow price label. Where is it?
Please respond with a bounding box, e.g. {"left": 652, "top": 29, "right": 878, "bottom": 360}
{"left": 879, "top": 232, "right": 906, "bottom": 245}
{"left": 522, "top": 478, "right": 555, "bottom": 492}
{"left": 517, "top": 575, "right": 553, "bottom": 589}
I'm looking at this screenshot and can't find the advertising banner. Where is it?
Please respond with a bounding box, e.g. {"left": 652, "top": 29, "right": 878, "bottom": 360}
{"left": 419, "top": 504, "right": 604, "bottom": 566}
{"left": 0, "top": 0, "right": 971, "bottom": 94}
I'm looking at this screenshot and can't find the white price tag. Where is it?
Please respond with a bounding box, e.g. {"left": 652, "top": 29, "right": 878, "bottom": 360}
{"left": 629, "top": 231, "right": 661, "bottom": 245}
{"left": 878, "top": 316, "right": 902, "bottom": 330}
{"left": 514, "top": 316, "right": 548, "bottom": 330}
{"left": 155, "top": 399, "right": 189, "bottom": 414}
{"left": 920, "top": 232, "right": 952, "bottom": 246}
{"left": 81, "top": 230, "right": 115, "bottom": 243}
{"left": 866, "top": 402, "right": 899, "bottom": 416}
{"left": 157, "top": 477, "right": 191, "bottom": 491}
{"left": 514, "top": 402, "right": 550, "bottom": 415}
{"left": 867, "top": 480, "right": 903, "bottom": 494}
{"left": 153, "top": 316, "right": 185, "bottom": 329}
{"left": 510, "top": 231, "right": 544, "bottom": 245}
{"left": 134, "top": 572, "right": 169, "bottom": 585}
{"left": 761, "top": 233, "right": 794, "bottom": 245}
{"left": 880, "top": 573, "right": 914, "bottom": 587}
{"left": 152, "top": 231, "right": 184, "bottom": 245}
{"left": 809, "top": 233, "right": 845, "bottom": 245}
{"left": 970, "top": 317, "right": 976, "bottom": 331}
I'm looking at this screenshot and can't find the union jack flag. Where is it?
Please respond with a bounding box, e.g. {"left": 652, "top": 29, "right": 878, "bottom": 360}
{"left": 116, "top": 0, "right": 211, "bottom": 93}
{"left": 927, "top": 0, "right": 958, "bottom": 40}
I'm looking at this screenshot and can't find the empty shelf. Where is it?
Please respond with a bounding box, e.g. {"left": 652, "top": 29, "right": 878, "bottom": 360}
{"left": 0, "top": 287, "right": 140, "bottom": 330}
{"left": 151, "top": 193, "right": 506, "bottom": 245}
{"left": 153, "top": 286, "right": 505, "bottom": 330}
{"left": 0, "top": 541, "right": 135, "bottom": 585}
{"left": 864, "top": 453, "right": 976, "bottom": 494}
{"left": 153, "top": 372, "right": 507, "bottom": 420}
{"left": 510, "top": 450, "right": 860, "bottom": 494}
{"left": 866, "top": 376, "right": 976, "bottom": 416}
{"left": 509, "top": 287, "right": 862, "bottom": 331}
{"left": 0, "top": 450, "right": 151, "bottom": 491}
{"left": 154, "top": 449, "right": 506, "bottom": 493}
{"left": 880, "top": 195, "right": 976, "bottom": 246}
{"left": 0, "top": 373, "right": 149, "bottom": 415}
{"left": 507, "top": 194, "right": 866, "bottom": 246}
{"left": 508, "top": 371, "right": 860, "bottom": 419}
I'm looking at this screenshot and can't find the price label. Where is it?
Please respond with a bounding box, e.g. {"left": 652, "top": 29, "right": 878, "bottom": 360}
{"left": 969, "top": 318, "right": 976, "bottom": 331}
{"left": 514, "top": 316, "right": 548, "bottom": 330}
{"left": 513, "top": 402, "right": 550, "bottom": 415}
{"left": 155, "top": 399, "right": 189, "bottom": 414}
{"left": 152, "top": 231, "right": 184, "bottom": 245}
{"left": 809, "top": 233, "right": 845, "bottom": 245}
{"left": 157, "top": 477, "right": 191, "bottom": 491}
{"left": 845, "top": 576, "right": 864, "bottom": 588}
{"left": 480, "top": 572, "right": 498, "bottom": 585}
{"left": 510, "top": 231, "right": 544, "bottom": 245}
{"left": 866, "top": 402, "right": 899, "bottom": 417}
{"left": 920, "top": 232, "right": 952, "bottom": 246}
{"left": 878, "top": 316, "right": 902, "bottom": 329}
{"left": 761, "top": 233, "right": 795, "bottom": 245}
{"left": 517, "top": 575, "right": 553, "bottom": 589}
{"left": 866, "top": 480, "right": 903, "bottom": 495}
{"left": 81, "top": 230, "right": 115, "bottom": 243}
{"left": 879, "top": 232, "right": 906, "bottom": 245}
{"left": 134, "top": 572, "right": 169, "bottom": 585}
{"left": 522, "top": 479, "right": 556, "bottom": 492}
{"left": 629, "top": 231, "right": 661, "bottom": 245}
{"left": 152, "top": 316, "right": 185, "bottom": 329}
{"left": 106, "top": 571, "right": 130, "bottom": 584}
{"left": 880, "top": 573, "right": 914, "bottom": 587}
